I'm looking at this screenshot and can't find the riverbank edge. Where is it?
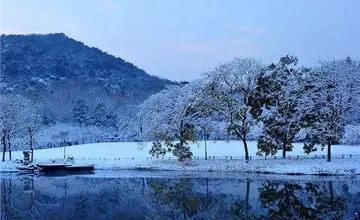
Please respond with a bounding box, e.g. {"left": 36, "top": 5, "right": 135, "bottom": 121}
{"left": 1, "top": 158, "right": 360, "bottom": 176}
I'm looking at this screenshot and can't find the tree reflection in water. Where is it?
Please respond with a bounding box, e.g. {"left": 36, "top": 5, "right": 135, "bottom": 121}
{"left": 150, "top": 178, "right": 206, "bottom": 219}
{"left": 231, "top": 179, "right": 260, "bottom": 220}
{"left": 150, "top": 178, "right": 260, "bottom": 219}
{"left": 0, "top": 175, "right": 357, "bottom": 220}
{"left": 259, "top": 181, "right": 346, "bottom": 220}
{"left": 1, "top": 177, "right": 58, "bottom": 220}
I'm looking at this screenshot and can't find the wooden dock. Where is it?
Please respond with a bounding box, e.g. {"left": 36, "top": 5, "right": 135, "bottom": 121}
{"left": 17, "top": 164, "right": 95, "bottom": 174}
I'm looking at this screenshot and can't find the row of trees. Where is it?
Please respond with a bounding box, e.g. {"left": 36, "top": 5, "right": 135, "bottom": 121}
{"left": 1, "top": 55, "right": 359, "bottom": 163}
{"left": 140, "top": 56, "right": 360, "bottom": 162}
{"left": 0, "top": 94, "right": 122, "bottom": 162}
{"left": 0, "top": 79, "right": 146, "bottom": 162}
{"left": 0, "top": 95, "right": 41, "bottom": 162}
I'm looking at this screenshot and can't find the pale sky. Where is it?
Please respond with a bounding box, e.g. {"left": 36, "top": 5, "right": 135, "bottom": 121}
{"left": 1, "top": 0, "right": 359, "bottom": 81}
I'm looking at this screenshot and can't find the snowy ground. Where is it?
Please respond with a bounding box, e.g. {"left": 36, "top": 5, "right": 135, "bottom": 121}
{"left": 1, "top": 141, "right": 360, "bottom": 175}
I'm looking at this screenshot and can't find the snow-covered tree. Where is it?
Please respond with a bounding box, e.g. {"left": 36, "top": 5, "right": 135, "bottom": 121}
{"left": 116, "top": 105, "right": 142, "bottom": 141}
{"left": 90, "top": 103, "right": 117, "bottom": 128}
{"left": 0, "top": 94, "right": 34, "bottom": 161}
{"left": 72, "top": 99, "right": 89, "bottom": 126}
{"left": 21, "top": 103, "right": 43, "bottom": 162}
{"left": 341, "top": 125, "right": 360, "bottom": 145}
{"left": 250, "top": 55, "right": 311, "bottom": 158}
{"left": 139, "top": 82, "right": 202, "bottom": 161}
{"left": 194, "top": 57, "right": 263, "bottom": 161}
{"left": 303, "top": 57, "right": 360, "bottom": 161}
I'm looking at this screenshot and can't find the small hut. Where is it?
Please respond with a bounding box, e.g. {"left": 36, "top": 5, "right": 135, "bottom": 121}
{"left": 23, "top": 150, "right": 32, "bottom": 165}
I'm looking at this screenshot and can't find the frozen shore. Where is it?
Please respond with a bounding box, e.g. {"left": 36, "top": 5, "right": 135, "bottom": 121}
{"left": 2, "top": 157, "right": 360, "bottom": 176}
{"left": 1, "top": 141, "right": 360, "bottom": 175}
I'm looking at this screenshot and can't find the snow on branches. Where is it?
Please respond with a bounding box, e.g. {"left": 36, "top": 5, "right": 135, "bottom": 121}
{"left": 303, "top": 57, "right": 360, "bottom": 161}
{"left": 250, "top": 55, "right": 312, "bottom": 158}
{"left": 0, "top": 94, "right": 40, "bottom": 161}
{"left": 139, "top": 82, "right": 203, "bottom": 161}
{"left": 194, "top": 57, "right": 263, "bottom": 161}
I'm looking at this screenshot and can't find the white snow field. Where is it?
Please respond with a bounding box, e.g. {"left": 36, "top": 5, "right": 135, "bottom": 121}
{"left": 1, "top": 141, "right": 360, "bottom": 175}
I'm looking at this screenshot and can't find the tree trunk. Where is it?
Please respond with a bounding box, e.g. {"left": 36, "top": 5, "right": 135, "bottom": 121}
{"left": 327, "top": 142, "right": 331, "bottom": 162}
{"left": 243, "top": 138, "right": 249, "bottom": 162}
{"left": 63, "top": 139, "right": 66, "bottom": 159}
{"left": 241, "top": 112, "right": 250, "bottom": 162}
{"left": 179, "top": 119, "right": 184, "bottom": 161}
{"left": 204, "top": 137, "right": 208, "bottom": 160}
{"left": 29, "top": 128, "right": 34, "bottom": 162}
{"left": 7, "top": 134, "right": 11, "bottom": 161}
{"left": 282, "top": 136, "right": 287, "bottom": 159}
{"left": 2, "top": 135, "right": 6, "bottom": 162}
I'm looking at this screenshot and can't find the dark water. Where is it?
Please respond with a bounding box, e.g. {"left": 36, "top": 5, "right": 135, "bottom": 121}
{"left": 1, "top": 172, "right": 359, "bottom": 220}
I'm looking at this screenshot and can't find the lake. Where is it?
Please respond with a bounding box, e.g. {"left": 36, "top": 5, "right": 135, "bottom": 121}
{"left": 1, "top": 171, "right": 359, "bottom": 220}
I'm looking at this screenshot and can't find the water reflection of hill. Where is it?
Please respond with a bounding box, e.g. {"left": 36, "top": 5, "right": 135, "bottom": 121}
{"left": 1, "top": 174, "right": 359, "bottom": 220}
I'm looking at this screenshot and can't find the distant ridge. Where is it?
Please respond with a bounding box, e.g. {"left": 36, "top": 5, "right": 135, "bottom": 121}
{"left": 0, "top": 33, "right": 174, "bottom": 102}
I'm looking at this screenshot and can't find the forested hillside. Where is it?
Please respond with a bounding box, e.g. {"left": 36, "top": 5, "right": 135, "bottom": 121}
{"left": 1, "top": 33, "right": 172, "bottom": 98}
{"left": 0, "top": 33, "right": 174, "bottom": 153}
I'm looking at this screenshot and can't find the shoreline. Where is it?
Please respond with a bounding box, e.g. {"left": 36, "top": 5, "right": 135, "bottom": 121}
{"left": 1, "top": 157, "right": 359, "bottom": 176}
{"left": 1, "top": 168, "right": 360, "bottom": 182}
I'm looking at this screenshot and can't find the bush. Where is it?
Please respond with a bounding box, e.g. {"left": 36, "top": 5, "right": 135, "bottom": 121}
{"left": 341, "top": 125, "right": 360, "bottom": 145}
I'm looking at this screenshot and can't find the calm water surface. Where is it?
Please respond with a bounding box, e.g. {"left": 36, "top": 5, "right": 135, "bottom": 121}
{"left": 1, "top": 171, "right": 359, "bottom": 220}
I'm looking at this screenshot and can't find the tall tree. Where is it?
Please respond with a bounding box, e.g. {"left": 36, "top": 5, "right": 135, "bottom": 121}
{"left": 195, "top": 57, "right": 263, "bottom": 162}
{"left": 250, "top": 55, "right": 310, "bottom": 158}
{"left": 304, "top": 57, "right": 360, "bottom": 161}
{"left": 139, "top": 82, "right": 201, "bottom": 161}
{"left": 25, "top": 105, "right": 43, "bottom": 162}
